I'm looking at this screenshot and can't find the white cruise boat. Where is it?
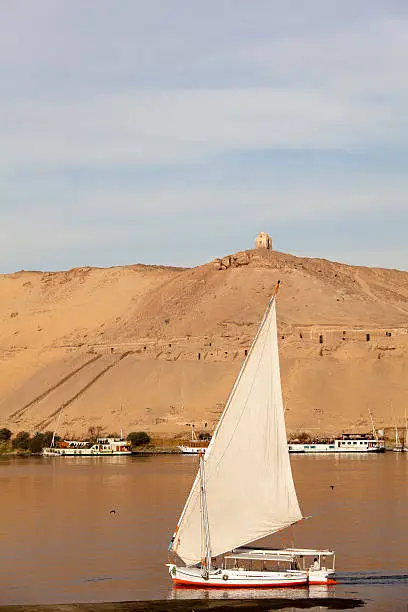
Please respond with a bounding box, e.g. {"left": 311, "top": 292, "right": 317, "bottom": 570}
{"left": 288, "top": 433, "right": 385, "bottom": 453}
{"left": 43, "top": 436, "right": 132, "bottom": 456}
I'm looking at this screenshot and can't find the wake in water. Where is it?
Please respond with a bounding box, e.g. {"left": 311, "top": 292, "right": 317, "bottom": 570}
{"left": 336, "top": 571, "right": 408, "bottom": 585}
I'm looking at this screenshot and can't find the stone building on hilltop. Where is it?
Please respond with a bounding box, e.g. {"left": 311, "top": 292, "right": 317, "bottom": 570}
{"left": 255, "top": 232, "right": 272, "bottom": 250}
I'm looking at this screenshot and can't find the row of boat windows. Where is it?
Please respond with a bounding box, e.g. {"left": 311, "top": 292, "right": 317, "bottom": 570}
{"left": 55, "top": 448, "right": 124, "bottom": 453}
{"left": 301, "top": 445, "right": 335, "bottom": 449}
{"left": 294, "top": 441, "right": 369, "bottom": 448}
{"left": 67, "top": 445, "right": 122, "bottom": 450}
{"left": 338, "top": 441, "right": 368, "bottom": 445}
{"left": 56, "top": 451, "right": 120, "bottom": 455}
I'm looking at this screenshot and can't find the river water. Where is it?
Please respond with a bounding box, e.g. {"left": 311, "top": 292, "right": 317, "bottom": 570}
{"left": 1, "top": 453, "right": 407, "bottom": 610}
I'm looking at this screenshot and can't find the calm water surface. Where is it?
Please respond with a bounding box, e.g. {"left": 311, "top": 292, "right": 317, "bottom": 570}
{"left": 1, "top": 453, "right": 408, "bottom": 610}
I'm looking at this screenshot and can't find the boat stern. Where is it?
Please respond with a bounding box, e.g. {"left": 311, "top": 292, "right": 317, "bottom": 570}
{"left": 308, "top": 568, "right": 336, "bottom": 585}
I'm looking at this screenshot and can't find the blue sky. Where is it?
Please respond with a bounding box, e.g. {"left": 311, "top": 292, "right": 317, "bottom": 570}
{"left": 1, "top": 0, "right": 408, "bottom": 272}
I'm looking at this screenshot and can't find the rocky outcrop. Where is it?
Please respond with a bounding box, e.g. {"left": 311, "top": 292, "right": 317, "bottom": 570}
{"left": 214, "top": 251, "right": 251, "bottom": 270}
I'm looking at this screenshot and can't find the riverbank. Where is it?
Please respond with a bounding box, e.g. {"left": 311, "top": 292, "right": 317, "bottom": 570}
{"left": 0, "top": 441, "right": 402, "bottom": 456}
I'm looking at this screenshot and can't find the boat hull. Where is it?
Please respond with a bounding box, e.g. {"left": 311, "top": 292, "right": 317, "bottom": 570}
{"left": 308, "top": 569, "right": 336, "bottom": 585}
{"left": 168, "top": 565, "right": 308, "bottom": 588}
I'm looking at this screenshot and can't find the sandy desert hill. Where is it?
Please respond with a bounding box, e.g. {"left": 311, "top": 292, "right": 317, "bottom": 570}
{"left": 1, "top": 247, "right": 408, "bottom": 441}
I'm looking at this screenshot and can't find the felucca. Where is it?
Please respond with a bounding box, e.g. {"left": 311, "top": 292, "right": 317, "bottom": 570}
{"left": 167, "top": 283, "right": 335, "bottom": 588}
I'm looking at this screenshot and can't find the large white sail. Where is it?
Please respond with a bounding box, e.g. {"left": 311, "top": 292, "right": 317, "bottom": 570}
{"left": 171, "top": 291, "right": 302, "bottom": 565}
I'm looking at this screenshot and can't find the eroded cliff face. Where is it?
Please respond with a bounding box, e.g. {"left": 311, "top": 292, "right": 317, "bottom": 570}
{"left": 1, "top": 249, "right": 408, "bottom": 438}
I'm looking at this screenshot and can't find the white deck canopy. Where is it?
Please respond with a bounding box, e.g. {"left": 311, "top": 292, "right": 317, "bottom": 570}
{"left": 226, "top": 548, "right": 335, "bottom": 561}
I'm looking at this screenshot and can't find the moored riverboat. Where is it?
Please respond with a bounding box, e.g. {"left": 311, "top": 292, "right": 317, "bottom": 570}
{"left": 288, "top": 433, "right": 385, "bottom": 453}
{"left": 43, "top": 436, "right": 132, "bottom": 456}
{"left": 177, "top": 424, "right": 210, "bottom": 454}
{"left": 177, "top": 441, "right": 209, "bottom": 454}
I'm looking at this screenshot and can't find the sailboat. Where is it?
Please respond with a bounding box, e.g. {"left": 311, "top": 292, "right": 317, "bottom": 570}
{"left": 167, "top": 283, "right": 335, "bottom": 588}
{"left": 393, "top": 415, "right": 403, "bottom": 452}
{"left": 178, "top": 424, "right": 210, "bottom": 455}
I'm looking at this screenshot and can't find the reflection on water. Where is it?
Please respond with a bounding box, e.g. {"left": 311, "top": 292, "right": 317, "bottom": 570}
{"left": 0, "top": 453, "right": 408, "bottom": 609}
{"left": 169, "top": 584, "right": 330, "bottom": 600}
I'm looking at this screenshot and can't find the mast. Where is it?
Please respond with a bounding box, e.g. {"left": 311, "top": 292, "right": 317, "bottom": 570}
{"left": 120, "top": 406, "right": 123, "bottom": 439}
{"left": 394, "top": 415, "right": 401, "bottom": 447}
{"left": 368, "top": 408, "right": 377, "bottom": 440}
{"left": 199, "top": 451, "right": 212, "bottom": 578}
{"left": 202, "top": 280, "right": 281, "bottom": 461}
{"left": 51, "top": 405, "right": 63, "bottom": 448}
{"left": 170, "top": 281, "right": 303, "bottom": 565}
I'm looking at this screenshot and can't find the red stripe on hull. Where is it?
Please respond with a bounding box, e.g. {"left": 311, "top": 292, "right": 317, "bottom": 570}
{"left": 172, "top": 578, "right": 308, "bottom": 588}
{"left": 310, "top": 579, "right": 337, "bottom": 585}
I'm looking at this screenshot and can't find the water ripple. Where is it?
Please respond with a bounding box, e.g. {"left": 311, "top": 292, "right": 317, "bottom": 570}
{"left": 336, "top": 571, "right": 408, "bottom": 585}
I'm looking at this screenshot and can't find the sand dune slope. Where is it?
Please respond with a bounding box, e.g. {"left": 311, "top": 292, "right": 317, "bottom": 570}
{"left": 1, "top": 249, "right": 407, "bottom": 438}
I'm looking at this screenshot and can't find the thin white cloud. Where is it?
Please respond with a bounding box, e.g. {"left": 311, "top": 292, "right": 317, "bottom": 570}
{"left": 228, "top": 17, "right": 408, "bottom": 90}
{"left": 1, "top": 175, "right": 405, "bottom": 248}
{"left": 69, "top": 177, "right": 407, "bottom": 219}
{"left": 1, "top": 87, "right": 407, "bottom": 173}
